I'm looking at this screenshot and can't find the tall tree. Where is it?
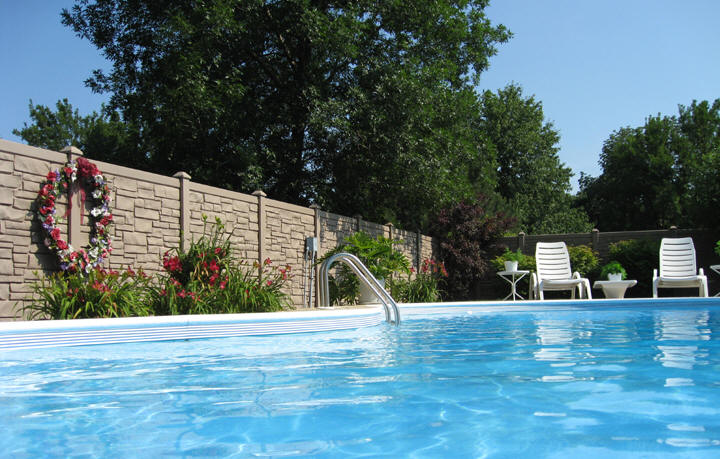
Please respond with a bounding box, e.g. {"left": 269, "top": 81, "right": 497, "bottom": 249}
{"left": 479, "top": 84, "right": 591, "bottom": 234}
{"left": 12, "top": 99, "right": 138, "bottom": 166}
{"left": 579, "top": 99, "right": 720, "bottom": 231}
{"left": 61, "top": 0, "right": 510, "bottom": 229}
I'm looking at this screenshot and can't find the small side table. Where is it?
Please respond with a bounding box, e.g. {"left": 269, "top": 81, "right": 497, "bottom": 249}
{"left": 498, "top": 270, "right": 530, "bottom": 301}
{"left": 593, "top": 280, "right": 637, "bottom": 299}
{"left": 710, "top": 265, "right": 720, "bottom": 297}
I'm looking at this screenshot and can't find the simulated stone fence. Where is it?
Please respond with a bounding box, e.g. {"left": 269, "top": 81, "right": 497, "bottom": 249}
{"left": 0, "top": 139, "right": 439, "bottom": 320}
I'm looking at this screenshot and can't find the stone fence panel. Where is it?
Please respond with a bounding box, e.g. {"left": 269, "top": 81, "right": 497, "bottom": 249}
{"left": 0, "top": 140, "right": 439, "bottom": 319}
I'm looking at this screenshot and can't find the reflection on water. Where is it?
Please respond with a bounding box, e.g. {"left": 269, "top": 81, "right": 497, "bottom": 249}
{"left": 655, "top": 310, "right": 711, "bottom": 371}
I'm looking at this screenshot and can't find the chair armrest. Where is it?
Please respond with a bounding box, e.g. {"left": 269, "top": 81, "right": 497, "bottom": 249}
{"left": 572, "top": 271, "right": 581, "bottom": 279}
{"left": 653, "top": 269, "right": 658, "bottom": 280}
{"left": 699, "top": 268, "right": 705, "bottom": 276}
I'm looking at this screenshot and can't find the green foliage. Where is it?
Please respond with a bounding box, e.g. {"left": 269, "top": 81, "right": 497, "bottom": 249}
{"left": 600, "top": 261, "right": 627, "bottom": 280}
{"left": 321, "top": 232, "right": 410, "bottom": 280}
{"left": 431, "top": 194, "right": 517, "bottom": 300}
{"left": 567, "top": 245, "right": 600, "bottom": 278}
{"left": 716, "top": 240, "right": 720, "bottom": 257}
{"left": 22, "top": 216, "right": 291, "bottom": 318}
{"left": 579, "top": 98, "right": 720, "bottom": 231}
{"left": 608, "top": 239, "right": 661, "bottom": 297}
{"left": 318, "top": 231, "right": 410, "bottom": 305}
{"left": 59, "top": 0, "right": 511, "bottom": 230}
{"left": 12, "top": 98, "right": 137, "bottom": 167}
{"left": 154, "top": 216, "right": 291, "bottom": 314}
{"left": 388, "top": 259, "right": 447, "bottom": 303}
{"left": 480, "top": 84, "right": 592, "bottom": 234}
{"left": 20, "top": 268, "right": 153, "bottom": 320}
{"left": 491, "top": 249, "right": 535, "bottom": 272}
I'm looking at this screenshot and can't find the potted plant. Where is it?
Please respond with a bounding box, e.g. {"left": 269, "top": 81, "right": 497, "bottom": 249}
{"left": 320, "top": 232, "right": 410, "bottom": 304}
{"left": 600, "top": 261, "right": 627, "bottom": 281}
{"left": 496, "top": 248, "right": 524, "bottom": 272}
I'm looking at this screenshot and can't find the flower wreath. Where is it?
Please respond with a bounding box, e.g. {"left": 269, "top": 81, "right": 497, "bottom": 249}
{"left": 36, "top": 157, "right": 113, "bottom": 273}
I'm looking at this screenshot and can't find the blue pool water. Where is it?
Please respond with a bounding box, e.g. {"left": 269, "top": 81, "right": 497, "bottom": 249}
{"left": 2, "top": 303, "right": 720, "bottom": 457}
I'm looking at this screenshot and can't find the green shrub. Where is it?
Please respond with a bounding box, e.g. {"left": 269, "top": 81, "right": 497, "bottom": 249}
{"left": 318, "top": 231, "right": 410, "bottom": 305}
{"left": 715, "top": 240, "right": 720, "bottom": 257}
{"left": 568, "top": 244, "right": 600, "bottom": 277}
{"left": 20, "top": 267, "right": 153, "bottom": 319}
{"left": 154, "top": 216, "right": 292, "bottom": 314}
{"left": 388, "top": 258, "right": 447, "bottom": 303}
{"left": 607, "top": 239, "right": 660, "bottom": 296}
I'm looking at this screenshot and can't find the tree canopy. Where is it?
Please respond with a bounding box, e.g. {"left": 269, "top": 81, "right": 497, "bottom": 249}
{"left": 578, "top": 98, "right": 720, "bottom": 231}
{"left": 479, "top": 84, "right": 591, "bottom": 234}
{"left": 57, "top": 0, "right": 510, "bottom": 230}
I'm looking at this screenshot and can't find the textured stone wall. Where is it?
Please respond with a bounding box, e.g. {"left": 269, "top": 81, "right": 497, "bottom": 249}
{"left": 0, "top": 139, "right": 440, "bottom": 320}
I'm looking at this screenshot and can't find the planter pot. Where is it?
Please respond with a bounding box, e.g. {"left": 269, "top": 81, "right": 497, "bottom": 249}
{"left": 504, "top": 261, "right": 519, "bottom": 272}
{"left": 608, "top": 273, "right": 623, "bottom": 281}
{"left": 358, "top": 278, "right": 385, "bottom": 304}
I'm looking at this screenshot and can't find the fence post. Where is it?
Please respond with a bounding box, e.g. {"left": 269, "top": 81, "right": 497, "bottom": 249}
{"left": 61, "top": 146, "right": 84, "bottom": 249}
{"left": 591, "top": 228, "right": 600, "bottom": 252}
{"left": 310, "top": 203, "right": 321, "bottom": 308}
{"left": 517, "top": 231, "right": 526, "bottom": 253}
{"left": 173, "top": 172, "right": 191, "bottom": 251}
{"left": 416, "top": 229, "right": 422, "bottom": 270}
{"left": 253, "top": 190, "right": 267, "bottom": 279}
{"left": 354, "top": 214, "right": 362, "bottom": 232}
{"left": 386, "top": 222, "right": 394, "bottom": 240}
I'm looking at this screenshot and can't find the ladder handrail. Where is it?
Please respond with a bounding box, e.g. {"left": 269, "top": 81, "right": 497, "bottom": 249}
{"left": 319, "top": 252, "right": 401, "bottom": 325}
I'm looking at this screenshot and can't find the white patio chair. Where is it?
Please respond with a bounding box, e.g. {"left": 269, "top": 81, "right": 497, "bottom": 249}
{"left": 653, "top": 237, "right": 708, "bottom": 297}
{"left": 531, "top": 241, "right": 592, "bottom": 300}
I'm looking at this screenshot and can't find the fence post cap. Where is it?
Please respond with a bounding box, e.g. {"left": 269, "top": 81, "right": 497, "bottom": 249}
{"left": 173, "top": 171, "right": 192, "bottom": 180}
{"left": 252, "top": 190, "right": 267, "bottom": 197}
{"left": 61, "top": 146, "right": 83, "bottom": 156}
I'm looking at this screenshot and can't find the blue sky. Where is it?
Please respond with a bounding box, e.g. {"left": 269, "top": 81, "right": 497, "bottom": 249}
{"left": 2, "top": 1, "right": 720, "bottom": 190}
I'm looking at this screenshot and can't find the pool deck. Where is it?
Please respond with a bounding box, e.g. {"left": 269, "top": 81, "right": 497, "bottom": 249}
{"left": 2, "top": 297, "right": 720, "bottom": 350}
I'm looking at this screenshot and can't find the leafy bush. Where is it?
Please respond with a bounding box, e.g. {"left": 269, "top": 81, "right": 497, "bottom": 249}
{"left": 608, "top": 239, "right": 661, "bottom": 296}
{"left": 715, "top": 240, "right": 720, "bottom": 257}
{"left": 568, "top": 245, "right": 600, "bottom": 278}
{"left": 388, "top": 258, "right": 447, "bottom": 303}
{"left": 153, "top": 216, "right": 292, "bottom": 314}
{"left": 600, "top": 261, "right": 627, "bottom": 280}
{"left": 431, "top": 194, "right": 516, "bottom": 300}
{"left": 20, "top": 267, "right": 153, "bottom": 319}
{"left": 319, "top": 231, "right": 410, "bottom": 305}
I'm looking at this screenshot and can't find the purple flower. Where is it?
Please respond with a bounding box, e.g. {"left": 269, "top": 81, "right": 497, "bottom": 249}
{"left": 60, "top": 263, "right": 69, "bottom": 271}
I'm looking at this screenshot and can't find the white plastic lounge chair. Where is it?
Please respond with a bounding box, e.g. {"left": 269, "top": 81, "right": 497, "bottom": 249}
{"left": 653, "top": 237, "right": 708, "bottom": 298}
{"left": 531, "top": 242, "right": 592, "bottom": 300}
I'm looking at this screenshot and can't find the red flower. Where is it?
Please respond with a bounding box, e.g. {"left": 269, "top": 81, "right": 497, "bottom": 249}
{"left": 77, "top": 157, "right": 99, "bottom": 178}
{"left": 63, "top": 166, "right": 73, "bottom": 178}
{"left": 214, "top": 247, "right": 222, "bottom": 255}
{"left": 57, "top": 240, "right": 68, "bottom": 250}
{"left": 266, "top": 280, "right": 273, "bottom": 286}
{"left": 46, "top": 171, "right": 59, "bottom": 182}
{"left": 264, "top": 258, "right": 272, "bottom": 265}
{"left": 50, "top": 228, "right": 61, "bottom": 240}
{"left": 208, "top": 260, "right": 220, "bottom": 272}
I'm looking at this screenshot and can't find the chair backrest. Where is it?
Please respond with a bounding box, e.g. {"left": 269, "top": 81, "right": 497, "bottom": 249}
{"left": 535, "top": 241, "right": 573, "bottom": 281}
{"left": 659, "top": 237, "right": 697, "bottom": 278}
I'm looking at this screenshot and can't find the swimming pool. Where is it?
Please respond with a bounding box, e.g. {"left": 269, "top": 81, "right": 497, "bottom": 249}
{"left": 2, "top": 300, "right": 720, "bottom": 457}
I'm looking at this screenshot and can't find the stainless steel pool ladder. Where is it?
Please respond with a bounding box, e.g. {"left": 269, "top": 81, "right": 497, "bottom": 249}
{"left": 318, "top": 252, "right": 401, "bottom": 325}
